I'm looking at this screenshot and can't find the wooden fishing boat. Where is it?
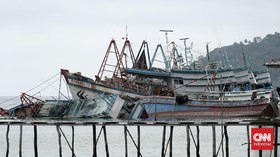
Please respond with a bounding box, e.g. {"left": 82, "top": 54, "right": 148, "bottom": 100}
{"left": 129, "top": 95, "right": 279, "bottom": 120}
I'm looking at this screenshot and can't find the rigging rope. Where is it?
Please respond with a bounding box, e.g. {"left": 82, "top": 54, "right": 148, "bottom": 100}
{"left": 0, "top": 72, "right": 60, "bottom": 106}
{"left": 0, "top": 95, "right": 21, "bottom": 106}
{"left": 24, "top": 72, "right": 60, "bottom": 94}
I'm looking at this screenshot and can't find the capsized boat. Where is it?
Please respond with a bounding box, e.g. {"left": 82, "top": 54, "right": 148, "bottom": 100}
{"left": 1, "top": 93, "right": 128, "bottom": 119}
{"left": 129, "top": 94, "right": 279, "bottom": 121}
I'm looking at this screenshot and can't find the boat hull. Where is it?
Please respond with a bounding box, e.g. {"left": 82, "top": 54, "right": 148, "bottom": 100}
{"left": 130, "top": 96, "right": 279, "bottom": 120}
{"left": 61, "top": 69, "right": 145, "bottom": 99}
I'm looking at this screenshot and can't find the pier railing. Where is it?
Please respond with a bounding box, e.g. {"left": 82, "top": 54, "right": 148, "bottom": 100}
{"left": 0, "top": 119, "right": 279, "bottom": 157}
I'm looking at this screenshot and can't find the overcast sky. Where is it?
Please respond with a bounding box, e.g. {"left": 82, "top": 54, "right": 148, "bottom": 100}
{"left": 0, "top": 0, "right": 280, "bottom": 96}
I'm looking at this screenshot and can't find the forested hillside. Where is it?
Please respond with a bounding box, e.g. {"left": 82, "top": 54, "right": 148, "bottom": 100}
{"left": 207, "top": 32, "right": 280, "bottom": 88}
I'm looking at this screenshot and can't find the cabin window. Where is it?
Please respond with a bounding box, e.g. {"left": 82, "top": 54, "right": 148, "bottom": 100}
{"left": 174, "top": 79, "right": 184, "bottom": 85}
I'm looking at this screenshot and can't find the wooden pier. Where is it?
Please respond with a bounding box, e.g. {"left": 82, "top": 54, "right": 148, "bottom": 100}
{"left": 0, "top": 119, "right": 279, "bottom": 157}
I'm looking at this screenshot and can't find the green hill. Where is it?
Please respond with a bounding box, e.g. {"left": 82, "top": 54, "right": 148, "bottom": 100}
{"left": 206, "top": 32, "right": 280, "bottom": 88}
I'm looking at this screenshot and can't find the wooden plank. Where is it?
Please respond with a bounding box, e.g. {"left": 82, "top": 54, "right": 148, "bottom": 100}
{"left": 196, "top": 126, "right": 200, "bottom": 157}
{"left": 103, "top": 125, "right": 110, "bottom": 157}
{"left": 6, "top": 124, "right": 10, "bottom": 157}
{"left": 224, "top": 126, "right": 229, "bottom": 157}
{"left": 137, "top": 125, "right": 141, "bottom": 157}
{"left": 72, "top": 126, "right": 75, "bottom": 157}
{"left": 212, "top": 126, "right": 216, "bottom": 157}
{"left": 34, "top": 125, "right": 38, "bottom": 157}
{"left": 161, "top": 125, "right": 166, "bottom": 157}
{"left": 258, "top": 125, "right": 262, "bottom": 157}
{"left": 124, "top": 125, "right": 128, "bottom": 157}
{"left": 186, "top": 125, "right": 190, "bottom": 157}
{"left": 56, "top": 125, "right": 62, "bottom": 157}
{"left": 246, "top": 125, "right": 250, "bottom": 157}
{"left": 274, "top": 125, "right": 278, "bottom": 157}
{"left": 19, "top": 125, "right": 23, "bottom": 157}
{"left": 92, "top": 125, "right": 97, "bottom": 157}
{"left": 169, "top": 126, "right": 174, "bottom": 157}
{"left": 1, "top": 119, "right": 280, "bottom": 126}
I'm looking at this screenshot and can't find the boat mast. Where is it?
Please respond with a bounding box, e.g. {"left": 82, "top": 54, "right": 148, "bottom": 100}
{"left": 96, "top": 39, "right": 121, "bottom": 80}
{"left": 114, "top": 38, "right": 135, "bottom": 78}
{"left": 160, "top": 30, "right": 173, "bottom": 69}
{"left": 151, "top": 44, "right": 168, "bottom": 68}
{"left": 134, "top": 40, "right": 151, "bottom": 69}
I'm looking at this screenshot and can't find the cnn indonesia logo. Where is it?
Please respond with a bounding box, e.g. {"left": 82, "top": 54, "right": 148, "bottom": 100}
{"left": 251, "top": 128, "right": 274, "bottom": 150}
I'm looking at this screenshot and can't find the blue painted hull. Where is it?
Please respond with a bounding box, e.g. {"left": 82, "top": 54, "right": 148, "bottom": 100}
{"left": 130, "top": 96, "right": 278, "bottom": 120}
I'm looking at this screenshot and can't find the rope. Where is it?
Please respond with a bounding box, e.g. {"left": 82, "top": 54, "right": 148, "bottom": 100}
{"left": 31, "top": 77, "right": 60, "bottom": 97}
{"left": 0, "top": 95, "right": 21, "bottom": 106}
{"left": 40, "top": 76, "right": 69, "bottom": 100}
{"left": 25, "top": 72, "right": 60, "bottom": 94}
{"left": 0, "top": 72, "right": 63, "bottom": 105}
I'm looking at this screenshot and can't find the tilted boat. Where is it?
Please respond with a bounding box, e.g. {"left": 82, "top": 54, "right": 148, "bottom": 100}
{"left": 0, "top": 93, "right": 121, "bottom": 119}
{"left": 61, "top": 68, "right": 148, "bottom": 100}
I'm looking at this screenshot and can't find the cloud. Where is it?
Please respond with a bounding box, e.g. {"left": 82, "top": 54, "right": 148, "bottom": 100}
{"left": 0, "top": 0, "right": 280, "bottom": 96}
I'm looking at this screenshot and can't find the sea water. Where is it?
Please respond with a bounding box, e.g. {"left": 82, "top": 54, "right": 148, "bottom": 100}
{"left": 0, "top": 97, "right": 279, "bottom": 157}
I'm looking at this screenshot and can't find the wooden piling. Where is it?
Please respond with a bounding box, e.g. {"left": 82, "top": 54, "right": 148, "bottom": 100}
{"left": 212, "top": 126, "right": 216, "bottom": 157}
{"left": 56, "top": 125, "right": 62, "bottom": 157}
{"left": 34, "top": 125, "right": 38, "bottom": 157}
{"left": 274, "top": 125, "right": 278, "bottom": 157}
{"left": 124, "top": 125, "right": 128, "bottom": 157}
{"left": 186, "top": 125, "right": 190, "bottom": 157}
{"left": 58, "top": 125, "right": 76, "bottom": 157}
{"left": 221, "top": 126, "right": 225, "bottom": 157}
{"left": 161, "top": 125, "right": 166, "bottom": 157}
{"left": 72, "top": 126, "right": 75, "bottom": 157}
{"left": 224, "top": 126, "right": 229, "bottom": 157}
{"left": 137, "top": 125, "right": 141, "bottom": 157}
{"left": 196, "top": 126, "right": 200, "bottom": 157}
{"left": 92, "top": 125, "right": 97, "bottom": 157}
{"left": 6, "top": 124, "right": 10, "bottom": 157}
{"left": 258, "top": 125, "right": 262, "bottom": 157}
{"left": 246, "top": 125, "right": 250, "bottom": 157}
{"left": 103, "top": 125, "right": 110, "bottom": 157}
{"left": 169, "top": 126, "right": 174, "bottom": 157}
{"left": 19, "top": 125, "right": 23, "bottom": 157}
{"left": 1, "top": 118, "right": 280, "bottom": 157}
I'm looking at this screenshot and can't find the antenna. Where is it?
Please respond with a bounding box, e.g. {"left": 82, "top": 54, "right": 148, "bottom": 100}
{"left": 160, "top": 30, "right": 173, "bottom": 49}
{"left": 125, "top": 18, "right": 128, "bottom": 39}
{"left": 180, "top": 37, "right": 195, "bottom": 66}
{"left": 206, "top": 42, "right": 211, "bottom": 63}
{"left": 159, "top": 30, "right": 174, "bottom": 69}
{"left": 180, "top": 38, "right": 189, "bottom": 65}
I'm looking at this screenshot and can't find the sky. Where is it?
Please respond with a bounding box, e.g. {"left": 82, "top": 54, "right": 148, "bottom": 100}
{"left": 0, "top": 0, "right": 280, "bottom": 96}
